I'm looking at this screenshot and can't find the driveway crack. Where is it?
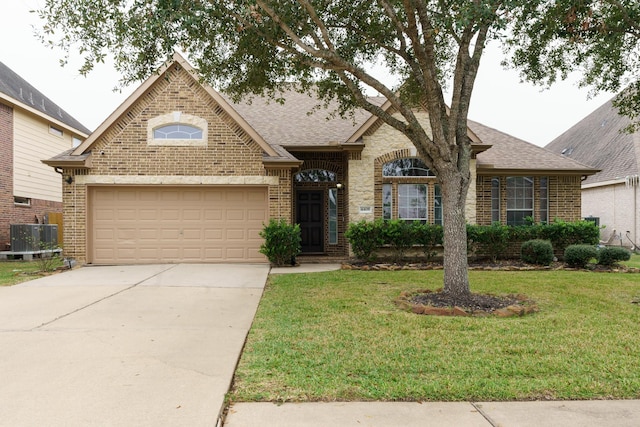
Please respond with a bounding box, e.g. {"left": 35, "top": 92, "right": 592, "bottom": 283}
{"left": 32, "top": 265, "right": 178, "bottom": 330}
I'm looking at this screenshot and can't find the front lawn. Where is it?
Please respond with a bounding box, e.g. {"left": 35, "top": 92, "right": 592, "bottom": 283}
{"left": 622, "top": 253, "right": 640, "bottom": 269}
{"left": 231, "top": 269, "right": 640, "bottom": 402}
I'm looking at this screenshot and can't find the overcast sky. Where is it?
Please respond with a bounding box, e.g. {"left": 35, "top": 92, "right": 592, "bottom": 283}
{"left": 2, "top": 0, "right": 618, "bottom": 146}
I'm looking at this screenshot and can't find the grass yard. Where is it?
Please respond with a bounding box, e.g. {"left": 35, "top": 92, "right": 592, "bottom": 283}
{"left": 622, "top": 253, "right": 640, "bottom": 269}
{"left": 231, "top": 269, "right": 640, "bottom": 402}
{"left": 0, "top": 259, "right": 63, "bottom": 286}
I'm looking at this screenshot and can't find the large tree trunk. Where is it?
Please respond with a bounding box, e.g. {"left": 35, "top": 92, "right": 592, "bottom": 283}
{"left": 440, "top": 169, "right": 471, "bottom": 298}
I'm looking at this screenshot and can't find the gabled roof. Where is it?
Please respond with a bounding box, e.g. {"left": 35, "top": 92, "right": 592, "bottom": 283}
{"left": 472, "top": 120, "right": 598, "bottom": 175}
{"left": 72, "top": 52, "right": 282, "bottom": 161}
{"left": 0, "top": 60, "right": 90, "bottom": 135}
{"left": 545, "top": 96, "right": 639, "bottom": 185}
{"left": 227, "top": 88, "right": 381, "bottom": 148}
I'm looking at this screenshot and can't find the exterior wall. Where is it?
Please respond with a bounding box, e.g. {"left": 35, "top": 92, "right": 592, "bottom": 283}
{"left": 13, "top": 109, "right": 75, "bottom": 202}
{"left": 348, "top": 114, "right": 477, "bottom": 224}
{"left": 476, "top": 174, "right": 583, "bottom": 225}
{"left": 0, "top": 103, "right": 63, "bottom": 249}
{"left": 583, "top": 182, "right": 639, "bottom": 246}
{"left": 62, "top": 64, "right": 290, "bottom": 263}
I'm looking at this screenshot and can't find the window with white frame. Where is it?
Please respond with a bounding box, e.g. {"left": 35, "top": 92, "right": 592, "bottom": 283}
{"left": 382, "top": 158, "right": 437, "bottom": 223}
{"left": 506, "top": 176, "right": 534, "bottom": 225}
{"left": 491, "top": 177, "right": 501, "bottom": 223}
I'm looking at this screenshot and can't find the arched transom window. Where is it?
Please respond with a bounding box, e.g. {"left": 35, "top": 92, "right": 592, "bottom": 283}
{"left": 294, "top": 169, "right": 337, "bottom": 182}
{"left": 153, "top": 124, "right": 203, "bottom": 140}
{"left": 383, "top": 158, "right": 435, "bottom": 177}
{"left": 147, "top": 111, "right": 208, "bottom": 146}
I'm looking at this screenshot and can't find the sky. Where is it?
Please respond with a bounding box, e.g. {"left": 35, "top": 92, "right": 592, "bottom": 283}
{"left": 2, "top": 0, "right": 618, "bottom": 146}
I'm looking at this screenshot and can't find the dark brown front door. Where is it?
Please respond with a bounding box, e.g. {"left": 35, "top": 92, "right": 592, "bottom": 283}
{"left": 297, "top": 190, "right": 324, "bottom": 253}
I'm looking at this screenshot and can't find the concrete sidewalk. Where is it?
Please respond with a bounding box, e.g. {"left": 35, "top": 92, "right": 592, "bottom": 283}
{"left": 0, "top": 263, "right": 269, "bottom": 427}
{"left": 224, "top": 400, "right": 640, "bottom": 426}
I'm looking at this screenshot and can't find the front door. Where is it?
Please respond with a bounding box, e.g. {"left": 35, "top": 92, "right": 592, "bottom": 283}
{"left": 297, "top": 190, "right": 324, "bottom": 253}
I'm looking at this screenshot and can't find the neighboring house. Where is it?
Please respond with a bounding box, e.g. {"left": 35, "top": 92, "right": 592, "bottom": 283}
{"left": 44, "top": 53, "right": 596, "bottom": 264}
{"left": 0, "top": 61, "right": 90, "bottom": 250}
{"left": 546, "top": 96, "right": 640, "bottom": 248}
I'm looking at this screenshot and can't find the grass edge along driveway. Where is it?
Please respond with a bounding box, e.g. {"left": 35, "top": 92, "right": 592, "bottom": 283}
{"left": 231, "top": 269, "right": 640, "bottom": 402}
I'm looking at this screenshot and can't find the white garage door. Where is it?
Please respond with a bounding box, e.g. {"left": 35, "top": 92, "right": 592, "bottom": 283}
{"left": 89, "top": 186, "right": 268, "bottom": 264}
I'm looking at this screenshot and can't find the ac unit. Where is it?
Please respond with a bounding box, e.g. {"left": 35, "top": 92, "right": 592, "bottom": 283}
{"left": 10, "top": 224, "right": 58, "bottom": 252}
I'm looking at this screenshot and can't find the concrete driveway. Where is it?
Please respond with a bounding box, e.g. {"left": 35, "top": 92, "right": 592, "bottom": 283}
{"left": 0, "top": 264, "right": 269, "bottom": 427}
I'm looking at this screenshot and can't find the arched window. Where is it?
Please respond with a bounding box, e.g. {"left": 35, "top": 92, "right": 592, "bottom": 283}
{"left": 383, "top": 158, "right": 435, "bottom": 177}
{"left": 294, "top": 169, "right": 337, "bottom": 182}
{"left": 153, "top": 124, "right": 203, "bottom": 140}
{"left": 147, "top": 112, "right": 207, "bottom": 146}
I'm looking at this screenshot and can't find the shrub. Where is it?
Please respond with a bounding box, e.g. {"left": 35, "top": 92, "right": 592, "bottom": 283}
{"left": 521, "top": 239, "right": 554, "bottom": 266}
{"left": 381, "top": 220, "right": 416, "bottom": 263}
{"left": 345, "top": 220, "right": 385, "bottom": 261}
{"left": 467, "top": 223, "right": 510, "bottom": 262}
{"left": 564, "top": 245, "right": 598, "bottom": 268}
{"left": 413, "top": 223, "right": 443, "bottom": 261}
{"left": 259, "top": 219, "right": 301, "bottom": 266}
{"left": 597, "top": 246, "right": 632, "bottom": 266}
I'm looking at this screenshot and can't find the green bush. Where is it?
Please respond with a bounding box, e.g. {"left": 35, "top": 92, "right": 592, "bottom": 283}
{"left": 259, "top": 219, "right": 301, "bottom": 266}
{"left": 345, "top": 219, "right": 385, "bottom": 261}
{"left": 521, "top": 239, "right": 554, "bottom": 266}
{"left": 467, "top": 223, "right": 510, "bottom": 262}
{"left": 413, "top": 223, "right": 443, "bottom": 261}
{"left": 597, "top": 246, "right": 632, "bottom": 266}
{"left": 564, "top": 245, "right": 598, "bottom": 268}
{"left": 381, "top": 220, "right": 415, "bottom": 263}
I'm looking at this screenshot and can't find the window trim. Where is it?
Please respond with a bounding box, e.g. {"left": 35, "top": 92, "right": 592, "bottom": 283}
{"left": 506, "top": 176, "right": 534, "bottom": 226}
{"left": 49, "top": 125, "right": 63, "bottom": 137}
{"left": 397, "top": 183, "right": 428, "bottom": 222}
{"left": 14, "top": 196, "right": 31, "bottom": 207}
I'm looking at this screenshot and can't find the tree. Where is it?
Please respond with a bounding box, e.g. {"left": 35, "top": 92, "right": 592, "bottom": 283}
{"left": 508, "top": 0, "right": 640, "bottom": 132}
{"left": 37, "top": 0, "right": 530, "bottom": 298}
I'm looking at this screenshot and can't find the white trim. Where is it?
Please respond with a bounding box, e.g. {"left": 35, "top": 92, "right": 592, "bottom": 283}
{"left": 582, "top": 178, "right": 627, "bottom": 189}
{"left": 76, "top": 175, "right": 279, "bottom": 185}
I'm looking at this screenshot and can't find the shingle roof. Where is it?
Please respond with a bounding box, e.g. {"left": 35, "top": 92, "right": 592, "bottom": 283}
{"left": 0, "top": 60, "right": 90, "bottom": 134}
{"left": 472, "top": 120, "right": 597, "bottom": 174}
{"left": 226, "top": 89, "right": 382, "bottom": 147}
{"left": 545, "top": 97, "right": 639, "bottom": 185}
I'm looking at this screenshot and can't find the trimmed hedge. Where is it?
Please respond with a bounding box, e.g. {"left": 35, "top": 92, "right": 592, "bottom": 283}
{"left": 521, "top": 239, "right": 554, "bottom": 266}
{"left": 345, "top": 219, "right": 599, "bottom": 263}
{"left": 564, "top": 245, "right": 598, "bottom": 268}
{"left": 597, "top": 246, "right": 632, "bottom": 266}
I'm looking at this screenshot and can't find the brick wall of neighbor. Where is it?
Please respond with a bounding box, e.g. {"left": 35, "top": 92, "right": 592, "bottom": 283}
{"left": 0, "top": 104, "right": 63, "bottom": 249}
{"left": 62, "top": 64, "right": 290, "bottom": 263}
{"left": 476, "top": 174, "right": 583, "bottom": 225}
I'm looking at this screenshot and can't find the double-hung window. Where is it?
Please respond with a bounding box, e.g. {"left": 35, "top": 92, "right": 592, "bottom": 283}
{"left": 382, "top": 158, "right": 436, "bottom": 224}
{"left": 506, "top": 176, "right": 534, "bottom": 225}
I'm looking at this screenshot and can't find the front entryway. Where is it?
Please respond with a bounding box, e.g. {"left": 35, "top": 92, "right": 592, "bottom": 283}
{"left": 296, "top": 190, "right": 324, "bottom": 253}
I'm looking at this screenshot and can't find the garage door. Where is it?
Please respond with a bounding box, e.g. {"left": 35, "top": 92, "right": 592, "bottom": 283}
{"left": 89, "top": 186, "right": 268, "bottom": 264}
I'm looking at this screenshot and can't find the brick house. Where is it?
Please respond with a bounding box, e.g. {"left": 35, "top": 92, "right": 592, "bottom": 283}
{"left": 44, "top": 53, "right": 596, "bottom": 264}
{"left": 0, "top": 61, "right": 90, "bottom": 250}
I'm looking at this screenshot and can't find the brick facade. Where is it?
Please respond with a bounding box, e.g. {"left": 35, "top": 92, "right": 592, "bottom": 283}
{"left": 60, "top": 64, "right": 292, "bottom": 263}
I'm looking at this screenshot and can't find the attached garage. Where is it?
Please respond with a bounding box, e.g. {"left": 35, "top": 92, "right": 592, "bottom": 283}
{"left": 88, "top": 186, "right": 268, "bottom": 264}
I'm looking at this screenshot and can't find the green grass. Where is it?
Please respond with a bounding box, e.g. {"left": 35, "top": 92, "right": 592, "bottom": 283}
{"left": 231, "top": 270, "right": 640, "bottom": 402}
{"left": 622, "top": 253, "right": 640, "bottom": 269}
{"left": 0, "top": 259, "right": 62, "bottom": 286}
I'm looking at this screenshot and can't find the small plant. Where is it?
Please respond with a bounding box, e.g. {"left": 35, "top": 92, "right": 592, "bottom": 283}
{"left": 259, "top": 219, "right": 301, "bottom": 266}
{"left": 597, "top": 246, "right": 632, "bottom": 266}
{"left": 521, "top": 239, "right": 554, "bottom": 266}
{"left": 564, "top": 244, "right": 598, "bottom": 268}
{"left": 345, "top": 220, "right": 384, "bottom": 262}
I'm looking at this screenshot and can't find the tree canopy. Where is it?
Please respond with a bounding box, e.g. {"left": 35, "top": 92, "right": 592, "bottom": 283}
{"left": 508, "top": 0, "right": 640, "bottom": 132}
